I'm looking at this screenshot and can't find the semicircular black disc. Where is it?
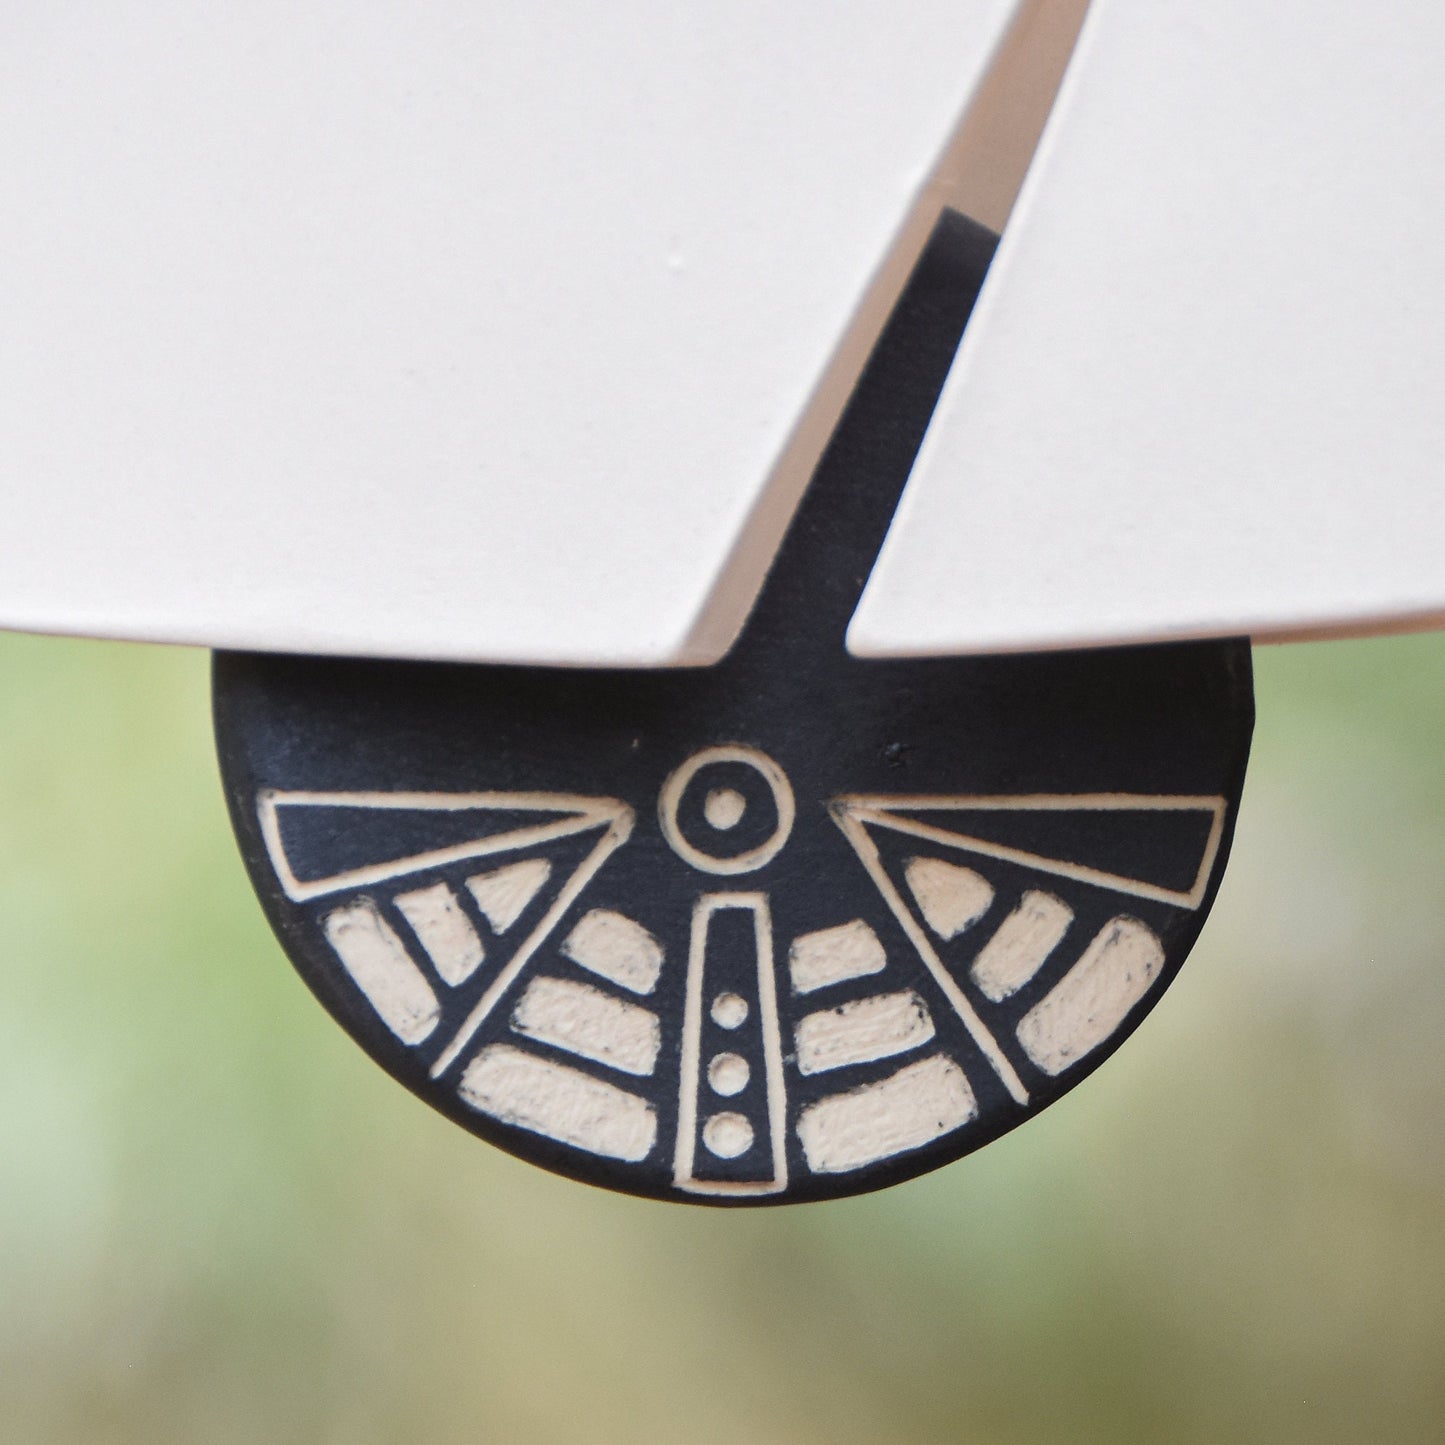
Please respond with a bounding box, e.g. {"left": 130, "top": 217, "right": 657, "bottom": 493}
{"left": 214, "top": 213, "right": 1253, "bottom": 1205}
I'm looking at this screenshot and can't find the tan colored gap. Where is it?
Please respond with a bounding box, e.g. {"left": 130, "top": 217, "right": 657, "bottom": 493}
{"left": 677, "top": 0, "right": 1094, "bottom": 665}
{"left": 1251, "top": 605, "right": 1445, "bottom": 647}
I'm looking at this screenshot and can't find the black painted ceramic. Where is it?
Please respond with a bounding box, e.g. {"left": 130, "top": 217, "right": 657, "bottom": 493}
{"left": 215, "top": 213, "right": 1253, "bottom": 1204}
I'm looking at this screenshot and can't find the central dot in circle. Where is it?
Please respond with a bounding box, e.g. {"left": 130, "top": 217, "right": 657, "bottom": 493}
{"left": 708, "top": 1052, "right": 750, "bottom": 1096}
{"left": 703, "top": 786, "right": 746, "bottom": 830}
{"left": 703, "top": 1112, "right": 754, "bottom": 1159}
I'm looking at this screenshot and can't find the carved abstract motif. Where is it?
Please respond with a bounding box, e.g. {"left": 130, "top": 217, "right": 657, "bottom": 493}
{"left": 673, "top": 891, "right": 788, "bottom": 1198}
{"left": 249, "top": 764, "right": 1227, "bottom": 1202}
{"left": 214, "top": 212, "right": 1252, "bottom": 1203}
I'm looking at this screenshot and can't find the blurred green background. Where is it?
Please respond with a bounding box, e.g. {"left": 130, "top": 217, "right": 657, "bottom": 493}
{"left": 1, "top": 631, "right": 1442, "bottom": 1444}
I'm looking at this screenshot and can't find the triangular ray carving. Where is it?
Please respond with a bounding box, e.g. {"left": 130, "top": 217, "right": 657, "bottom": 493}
{"left": 257, "top": 788, "right": 635, "bottom": 1086}
{"left": 836, "top": 793, "right": 1226, "bottom": 908}
{"left": 832, "top": 791, "right": 1224, "bottom": 1108}
{"left": 258, "top": 789, "right": 628, "bottom": 903}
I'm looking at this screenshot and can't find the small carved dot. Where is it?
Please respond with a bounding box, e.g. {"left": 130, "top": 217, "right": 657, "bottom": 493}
{"left": 703, "top": 787, "right": 747, "bottom": 830}
{"left": 703, "top": 1112, "right": 754, "bottom": 1159}
{"left": 708, "top": 1052, "right": 750, "bottom": 1096}
{"left": 711, "top": 993, "right": 749, "bottom": 1029}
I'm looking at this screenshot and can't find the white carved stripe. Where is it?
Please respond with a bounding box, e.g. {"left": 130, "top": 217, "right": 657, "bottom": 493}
{"left": 1016, "top": 916, "right": 1164, "bottom": 1075}
{"left": 797, "top": 1054, "right": 976, "bottom": 1174}
{"left": 794, "top": 990, "right": 935, "bottom": 1076}
{"left": 510, "top": 976, "right": 660, "bottom": 1077}
{"left": 393, "top": 881, "right": 485, "bottom": 985}
{"left": 458, "top": 1044, "right": 656, "bottom": 1162}
{"left": 324, "top": 899, "right": 440, "bottom": 1045}
{"left": 560, "top": 909, "right": 664, "bottom": 995}
{"left": 969, "top": 889, "right": 1072, "bottom": 1002}
{"left": 788, "top": 918, "right": 886, "bottom": 994}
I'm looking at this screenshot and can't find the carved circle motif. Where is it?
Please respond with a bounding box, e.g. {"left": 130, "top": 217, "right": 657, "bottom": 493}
{"left": 708, "top": 1052, "right": 750, "bottom": 1096}
{"left": 658, "top": 745, "right": 796, "bottom": 876}
{"left": 710, "top": 993, "right": 749, "bottom": 1030}
{"left": 703, "top": 1112, "right": 754, "bottom": 1159}
{"left": 703, "top": 787, "right": 747, "bottom": 831}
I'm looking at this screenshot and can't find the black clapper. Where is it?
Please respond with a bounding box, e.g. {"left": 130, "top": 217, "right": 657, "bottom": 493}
{"left": 215, "top": 212, "right": 1253, "bottom": 1205}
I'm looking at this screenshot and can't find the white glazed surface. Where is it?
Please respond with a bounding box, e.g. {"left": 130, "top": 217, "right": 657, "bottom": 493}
{"left": 851, "top": 0, "right": 1445, "bottom": 656}
{"left": 0, "top": 0, "right": 1023, "bottom": 664}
